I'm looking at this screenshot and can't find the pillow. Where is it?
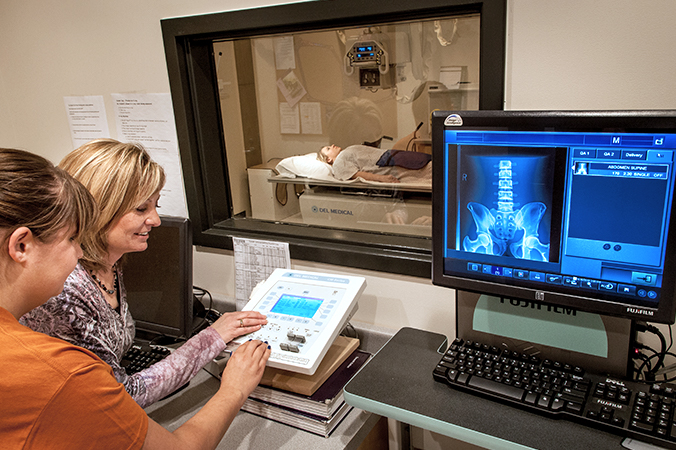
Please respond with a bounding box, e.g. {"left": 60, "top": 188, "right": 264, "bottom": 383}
{"left": 275, "top": 152, "right": 335, "bottom": 181}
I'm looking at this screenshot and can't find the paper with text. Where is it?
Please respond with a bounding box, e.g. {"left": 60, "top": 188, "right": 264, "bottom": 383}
{"left": 233, "top": 237, "right": 290, "bottom": 310}
{"left": 112, "top": 93, "right": 188, "bottom": 218}
{"left": 64, "top": 95, "right": 110, "bottom": 148}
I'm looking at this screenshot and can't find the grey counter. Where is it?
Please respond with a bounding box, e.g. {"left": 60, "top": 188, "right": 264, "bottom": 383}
{"left": 344, "top": 327, "right": 635, "bottom": 450}
{"left": 146, "top": 369, "right": 380, "bottom": 449}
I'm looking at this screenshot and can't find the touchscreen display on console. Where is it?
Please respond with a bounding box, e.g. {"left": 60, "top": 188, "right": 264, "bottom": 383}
{"left": 271, "top": 294, "right": 324, "bottom": 319}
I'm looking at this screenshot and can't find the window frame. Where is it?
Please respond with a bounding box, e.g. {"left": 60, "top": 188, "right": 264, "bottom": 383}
{"left": 161, "top": 0, "right": 506, "bottom": 278}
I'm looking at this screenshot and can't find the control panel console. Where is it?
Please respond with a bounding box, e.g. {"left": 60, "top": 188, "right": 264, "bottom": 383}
{"left": 225, "top": 269, "right": 365, "bottom": 375}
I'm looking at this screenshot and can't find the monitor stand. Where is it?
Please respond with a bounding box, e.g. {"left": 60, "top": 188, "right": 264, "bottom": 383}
{"left": 456, "top": 291, "right": 635, "bottom": 378}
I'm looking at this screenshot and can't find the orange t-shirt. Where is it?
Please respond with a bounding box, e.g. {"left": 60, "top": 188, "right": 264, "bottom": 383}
{"left": 0, "top": 307, "right": 148, "bottom": 449}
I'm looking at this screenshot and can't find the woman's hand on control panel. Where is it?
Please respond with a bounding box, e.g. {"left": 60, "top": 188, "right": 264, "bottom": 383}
{"left": 219, "top": 339, "right": 271, "bottom": 405}
{"left": 211, "top": 311, "right": 268, "bottom": 344}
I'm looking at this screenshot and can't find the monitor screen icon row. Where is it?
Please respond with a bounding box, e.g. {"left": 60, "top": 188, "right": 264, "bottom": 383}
{"left": 467, "top": 262, "right": 658, "bottom": 300}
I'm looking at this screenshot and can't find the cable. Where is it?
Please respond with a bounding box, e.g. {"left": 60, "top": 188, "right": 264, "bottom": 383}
{"left": 636, "top": 351, "right": 676, "bottom": 383}
{"left": 341, "top": 322, "right": 359, "bottom": 341}
{"left": 633, "top": 348, "right": 654, "bottom": 382}
{"left": 633, "top": 322, "right": 669, "bottom": 381}
{"left": 646, "top": 323, "right": 668, "bottom": 374}
{"left": 192, "top": 286, "right": 217, "bottom": 335}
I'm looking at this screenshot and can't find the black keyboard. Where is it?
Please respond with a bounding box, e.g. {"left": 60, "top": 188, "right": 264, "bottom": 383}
{"left": 433, "top": 337, "right": 676, "bottom": 449}
{"left": 120, "top": 344, "right": 171, "bottom": 375}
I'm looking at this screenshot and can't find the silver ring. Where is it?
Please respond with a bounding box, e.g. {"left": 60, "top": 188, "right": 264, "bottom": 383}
{"left": 239, "top": 318, "right": 244, "bottom": 328}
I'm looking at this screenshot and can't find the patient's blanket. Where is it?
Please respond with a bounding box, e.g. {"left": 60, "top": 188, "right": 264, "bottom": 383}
{"left": 376, "top": 149, "right": 431, "bottom": 169}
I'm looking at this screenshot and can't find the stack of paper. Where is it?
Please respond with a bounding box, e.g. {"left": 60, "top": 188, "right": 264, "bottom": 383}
{"left": 241, "top": 337, "right": 369, "bottom": 437}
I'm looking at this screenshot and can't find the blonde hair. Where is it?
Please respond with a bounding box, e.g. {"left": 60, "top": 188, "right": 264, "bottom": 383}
{"left": 0, "top": 148, "right": 97, "bottom": 246}
{"left": 59, "top": 139, "right": 165, "bottom": 271}
{"left": 317, "top": 146, "right": 329, "bottom": 163}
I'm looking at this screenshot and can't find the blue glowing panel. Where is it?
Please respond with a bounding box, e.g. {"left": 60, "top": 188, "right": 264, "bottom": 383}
{"left": 458, "top": 146, "right": 555, "bottom": 262}
{"left": 271, "top": 294, "right": 323, "bottom": 318}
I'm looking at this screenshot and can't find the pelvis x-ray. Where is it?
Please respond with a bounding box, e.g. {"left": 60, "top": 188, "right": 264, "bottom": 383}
{"left": 458, "top": 147, "right": 554, "bottom": 262}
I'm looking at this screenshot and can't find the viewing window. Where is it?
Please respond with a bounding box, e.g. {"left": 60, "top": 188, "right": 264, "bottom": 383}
{"left": 162, "top": 0, "right": 506, "bottom": 277}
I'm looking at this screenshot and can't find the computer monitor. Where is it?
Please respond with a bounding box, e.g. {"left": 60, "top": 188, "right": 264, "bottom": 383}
{"left": 123, "top": 216, "right": 194, "bottom": 341}
{"left": 432, "top": 110, "right": 676, "bottom": 325}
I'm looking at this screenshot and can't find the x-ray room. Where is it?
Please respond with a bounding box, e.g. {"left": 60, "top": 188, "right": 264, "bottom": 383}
{"left": 214, "top": 14, "right": 480, "bottom": 238}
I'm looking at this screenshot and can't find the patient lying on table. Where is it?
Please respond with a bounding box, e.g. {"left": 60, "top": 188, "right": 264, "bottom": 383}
{"left": 317, "top": 144, "right": 431, "bottom": 183}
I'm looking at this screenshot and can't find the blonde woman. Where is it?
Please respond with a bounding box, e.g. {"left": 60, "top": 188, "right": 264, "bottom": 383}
{"left": 22, "top": 139, "right": 268, "bottom": 408}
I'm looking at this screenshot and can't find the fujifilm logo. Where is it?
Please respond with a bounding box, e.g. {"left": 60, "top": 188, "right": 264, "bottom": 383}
{"left": 626, "top": 307, "right": 654, "bottom": 317}
{"left": 595, "top": 398, "right": 624, "bottom": 410}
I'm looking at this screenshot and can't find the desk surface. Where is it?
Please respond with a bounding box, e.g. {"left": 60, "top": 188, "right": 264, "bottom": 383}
{"left": 146, "top": 369, "right": 379, "bottom": 450}
{"left": 344, "top": 327, "right": 633, "bottom": 450}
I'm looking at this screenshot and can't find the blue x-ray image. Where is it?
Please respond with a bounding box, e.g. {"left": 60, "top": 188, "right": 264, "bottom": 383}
{"left": 458, "top": 147, "right": 555, "bottom": 262}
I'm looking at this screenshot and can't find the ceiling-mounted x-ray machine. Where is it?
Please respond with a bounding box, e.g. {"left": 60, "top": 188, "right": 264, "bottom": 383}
{"left": 344, "top": 31, "right": 394, "bottom": 90}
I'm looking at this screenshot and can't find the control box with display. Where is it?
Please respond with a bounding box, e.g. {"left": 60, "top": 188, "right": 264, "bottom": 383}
{"left": 225, "top": 269, "right": 365, "bottom": 375}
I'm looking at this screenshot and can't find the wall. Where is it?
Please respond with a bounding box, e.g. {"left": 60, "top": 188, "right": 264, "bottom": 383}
{"left": 0, "top": 0, "right": 308, "bottom": 159}
{"left": 506, "top": 0, "right": 676, "bottom": 110}
{"left": 1, "top": 0, "right": 675, "bottom": 344}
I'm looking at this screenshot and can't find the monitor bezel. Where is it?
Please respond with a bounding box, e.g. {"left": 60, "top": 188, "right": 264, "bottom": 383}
{"left": 123, "top": 216, "right": 194, "bottom": 340}
{"left": 431, "top": 110, "right": 676, "bottom": 324}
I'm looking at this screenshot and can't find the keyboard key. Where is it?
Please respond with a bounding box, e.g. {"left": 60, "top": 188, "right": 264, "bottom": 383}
{"left": 631, "top": 420, "right": 654, "bottom": 433}
{"left": 447, "top": 369, "right": 459, "bottom": 382}
{"left": 564, "top": 401, "right": 583, "bottom": 414}
{"left": 550, "top": 398, "right": 565, "bottom": 411}
{"left": 456, "top": 372, "right": 470, "bottom": 385}
{"left": 433, "top": 365, "right": 447, "bottom": 378}
{"left": 538, "top": 395, "right": 552, "bottom": 408}
{"left": 468, "top": 375, "right": 525, "bottom": 401}
{"left": 524, "top": 392, "right": 538, "bottom": 405}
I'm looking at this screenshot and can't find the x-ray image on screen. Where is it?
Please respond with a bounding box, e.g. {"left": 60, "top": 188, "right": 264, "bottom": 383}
{"left": 458, "top": 146, "right": 557, "bottom": 262}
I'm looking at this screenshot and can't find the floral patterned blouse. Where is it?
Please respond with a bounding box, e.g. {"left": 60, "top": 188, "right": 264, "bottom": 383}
{"left": 20, "top": 263, "right": 225, "bottom": 408}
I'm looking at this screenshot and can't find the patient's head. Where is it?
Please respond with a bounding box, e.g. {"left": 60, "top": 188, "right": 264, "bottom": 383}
{"left": 317, "top": 144, "right": 342, "bottom": 165}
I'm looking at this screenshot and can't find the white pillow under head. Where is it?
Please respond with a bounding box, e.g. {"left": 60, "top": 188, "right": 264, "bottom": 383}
{"left": 275, "top": 152, "right": 335, "bottom": 181}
